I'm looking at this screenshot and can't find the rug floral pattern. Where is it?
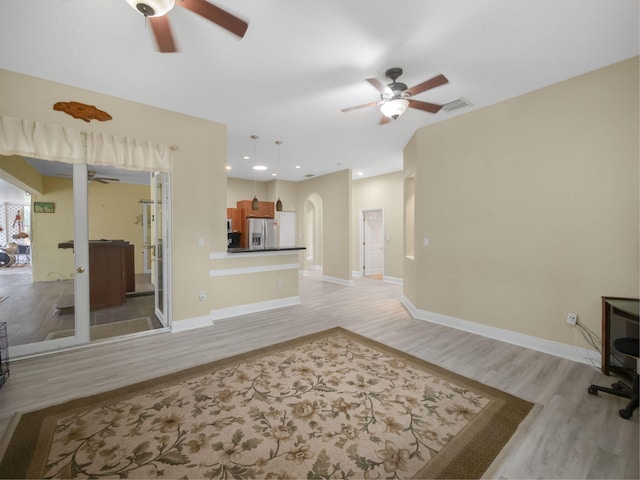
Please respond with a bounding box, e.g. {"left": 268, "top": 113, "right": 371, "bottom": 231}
{"left": 42, "top": 332, "right": 492, "bottom": 479}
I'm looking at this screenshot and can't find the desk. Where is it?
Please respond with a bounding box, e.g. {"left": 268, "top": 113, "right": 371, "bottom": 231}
{"left": 58, "top": 240, "right": 135, "bottom": 310}
{"left": 601, "top": 297, "right": 639, "bottom": 376}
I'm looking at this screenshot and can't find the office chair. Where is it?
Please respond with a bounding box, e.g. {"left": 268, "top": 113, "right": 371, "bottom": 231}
{"left": 588, "top": 337, "right": 639, "bottom": 419}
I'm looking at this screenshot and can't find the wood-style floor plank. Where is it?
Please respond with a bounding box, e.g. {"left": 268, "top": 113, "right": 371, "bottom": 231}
{"left": 0, "top": 272, "right": 637, "bottom": 478}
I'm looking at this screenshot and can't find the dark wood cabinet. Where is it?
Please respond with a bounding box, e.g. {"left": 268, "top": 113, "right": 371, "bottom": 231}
{"left": 237, "top": 200, "right": 274, "bottom": 219}
{"left": 59, "top": 240, "right": 135, "bottom": 310}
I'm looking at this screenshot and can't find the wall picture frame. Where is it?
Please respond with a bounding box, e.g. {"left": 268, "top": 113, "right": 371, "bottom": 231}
{"left": 33, "top": 202, "right": 55, "bottom": 213}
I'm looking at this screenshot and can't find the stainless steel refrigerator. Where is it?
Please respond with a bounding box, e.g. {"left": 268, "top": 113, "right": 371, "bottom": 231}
{"left": 247, "top": 218, "right": 277, "bottom": 250}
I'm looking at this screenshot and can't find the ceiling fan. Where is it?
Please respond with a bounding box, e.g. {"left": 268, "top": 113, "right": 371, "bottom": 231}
{"left": 56, "top": 170, "right": 120, "bottom": 184}
{"left": 342, "top": 68, "right": 449, "bottom": 125}
{"left": 126, "top": 0, "right": 248, "bottom": 52}
{"left": 88, "top": 170, "right": 120, "bottom": 184}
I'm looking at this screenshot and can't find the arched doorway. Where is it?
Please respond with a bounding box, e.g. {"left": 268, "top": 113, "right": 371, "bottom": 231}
{"left": 304, "top": 193, "right": 323, "bottom": 272}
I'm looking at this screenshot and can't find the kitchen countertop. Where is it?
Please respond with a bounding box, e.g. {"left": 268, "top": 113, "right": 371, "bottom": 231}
{"left": 227, "top": 247, "right": 306, "bottom": 253}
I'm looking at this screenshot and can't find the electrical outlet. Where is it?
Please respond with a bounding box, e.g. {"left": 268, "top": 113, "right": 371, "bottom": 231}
{"left": 199, "top": 290, "right": 205, "bottom": 301}
{"left": 566, "top": 312, "right": 577, "bottom": 325}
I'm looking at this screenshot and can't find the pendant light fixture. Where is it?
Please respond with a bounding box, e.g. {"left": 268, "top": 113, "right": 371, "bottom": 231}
{"left": 251, "top": 135, "right": 259, "bottom": 210}
{"left": 275, "top": 140, "right": 283, "bottom": 211}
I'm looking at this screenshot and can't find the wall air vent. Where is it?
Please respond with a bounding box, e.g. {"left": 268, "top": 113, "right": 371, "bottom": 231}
{"left": 442, "top": 97, "right": 473, "bottom": 113}
{"left": 304, "top": 174, "right": 315, "bottom": 178}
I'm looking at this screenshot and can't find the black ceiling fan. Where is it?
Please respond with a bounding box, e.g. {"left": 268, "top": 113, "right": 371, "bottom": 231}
{"left": 126, "top": 0, "right": 248, "bottom": 52}
{"left": 342, "top": 68, "right": 449, "bottom": 125}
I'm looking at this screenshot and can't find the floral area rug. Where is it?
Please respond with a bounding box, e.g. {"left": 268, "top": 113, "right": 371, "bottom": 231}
{"left": 0, "top": 327, "right": 537, "bottom": 479}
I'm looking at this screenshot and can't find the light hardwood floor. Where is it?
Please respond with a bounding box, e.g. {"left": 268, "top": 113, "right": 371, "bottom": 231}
{"left": 0, "top": 266, "right": 160, "bottom": 345}
{"left": 0, "top": 272, "right": 637, "bottom": 478}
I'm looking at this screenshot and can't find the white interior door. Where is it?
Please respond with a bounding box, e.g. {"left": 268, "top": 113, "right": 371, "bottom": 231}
{"left": 363, "top": 209, "right": 384, "bottom": 277}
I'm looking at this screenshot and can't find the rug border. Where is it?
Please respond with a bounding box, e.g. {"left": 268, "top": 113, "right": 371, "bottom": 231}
{"left": 0, "top": 327, "right": 538, "bottom": 479}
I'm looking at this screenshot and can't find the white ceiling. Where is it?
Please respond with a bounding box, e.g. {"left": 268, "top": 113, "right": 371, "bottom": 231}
{"left": 0, "top": 0, "right": 638, "bottom": 183}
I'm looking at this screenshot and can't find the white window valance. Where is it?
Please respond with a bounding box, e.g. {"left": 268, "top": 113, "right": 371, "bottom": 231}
{"left": 87, "top": 132, "right": 171, "bottom": 172}
{"left": 0, "top": 115, "right": 84, "bottom": 163}
{"left": 0, "top": 115, "right": 172, "bottom": 172}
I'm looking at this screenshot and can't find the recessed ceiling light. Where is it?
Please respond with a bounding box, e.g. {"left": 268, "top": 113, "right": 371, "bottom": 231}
{"left": 252, "top": 165, "right": 267, "bottom": 171}
{"left": 225, "top": 165, "right": 231, "bottom": 170}
{"left": 295, "top": 165, "right": 301, "bottom": 169}
{"left": 243, "top": 155, "right": 250, "bottom": 160}
{"left": 272, "top": 173, "right": 277, "bottom": 177}
{"left": 357, "top": 171, "right": 363, "bottom": 176}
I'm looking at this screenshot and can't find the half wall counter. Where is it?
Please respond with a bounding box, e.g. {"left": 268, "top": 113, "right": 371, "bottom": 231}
{"left": 209, "top": 247, "right": 306, "bottom": 320}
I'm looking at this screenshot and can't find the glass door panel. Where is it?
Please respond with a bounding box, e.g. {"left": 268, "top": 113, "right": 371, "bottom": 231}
{"left": 152, "top": 172, "right": 169, "bottom": 327}
{"left": 3, "top": 161, "right": 88, "bottom": 356}
{"left": 84, "top": 165, "right": 160, "bottom": 340}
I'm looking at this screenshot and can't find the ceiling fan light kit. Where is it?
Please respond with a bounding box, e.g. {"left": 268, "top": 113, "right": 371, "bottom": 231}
{"left": 380, "top": 98, "right": 409, "bottom": 119}
{"left": 125, "top": 0, "right": 249, "bottom": 53}
{"left": 126, "top": 0, "right": 175, "bottom": 17}
{"left": 343, "top": 67, "right": 449, "bottom": 124}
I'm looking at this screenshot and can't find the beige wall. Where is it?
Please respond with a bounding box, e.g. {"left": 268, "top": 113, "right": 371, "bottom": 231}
{"left": 268, "top": 179, "right": 298, "bottom": 214}
{"left": 226, "top": 178, "right": 268, "bottom": 209}
{"left": 404, "top": 57, "right": 639, "bottom": 348}
{"left": 226, "top": 177, "right": 299, "bottom": 215}
{"left": 296, "top": 170, "right": 352, "bottom": 280}
{"left": 0, "top": 154, "right": 44, "bottom": 194}
{"left": 351, "top": 172, "right": 404, "bottom": 279}
{"left": 0, "top": 68, "right": 228, "bottom": 323}
{"left": 24, "top": 177, "right": 149, "bottom": 280}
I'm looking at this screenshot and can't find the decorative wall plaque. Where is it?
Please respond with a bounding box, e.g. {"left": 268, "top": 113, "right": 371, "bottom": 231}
{"left": 53, "top": 101, "right": 112, "bottom": 123}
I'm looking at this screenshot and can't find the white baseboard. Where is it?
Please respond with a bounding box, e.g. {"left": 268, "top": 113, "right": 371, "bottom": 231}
{"left": 400, "top": 296, "right": 600, "bottom": 367}
{"left": 383, "top": 275, "right": 403, "bottom": 285}
{"left": 171, "top": 315, "right": 212, "bottom": 332}
{"left": 211, "top": 296, "right": 301, "bottom": 321}
{"left": 352, "top": 271, "right": 402, "bottom": 285}
{"left": 322, "top": 275, "right": 355, "bottom": 286}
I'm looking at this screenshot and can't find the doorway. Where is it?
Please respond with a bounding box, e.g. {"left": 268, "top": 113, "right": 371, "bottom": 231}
{"left": 361, "top": 209, "right": 384, "bottom": 279}
{"left": 0, "top": 161, "right": 171, "bottom": 358}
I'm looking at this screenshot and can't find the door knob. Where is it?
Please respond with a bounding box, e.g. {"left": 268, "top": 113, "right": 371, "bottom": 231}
{"left": 76, "top": 267, "right": 85, "bottom": 273}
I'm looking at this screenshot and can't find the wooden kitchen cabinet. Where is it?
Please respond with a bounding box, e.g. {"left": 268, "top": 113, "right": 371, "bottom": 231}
{"left": 226, "top": 207, "right": 243, "bottom": 232}
{"left": 237, "top": 200, "right": 274, "bottom": 219}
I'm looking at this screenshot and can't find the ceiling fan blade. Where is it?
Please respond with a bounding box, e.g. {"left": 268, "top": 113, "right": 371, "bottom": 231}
{"left": 149, "top": 15, "right": 178, "bottom": 52}
{"left": 96, "top": 177, "right": 120, "bottom": 182}
{"left": 341, "top": 101, "right": 380, "bottom": 113}
{"left": 378, "top": 116, "right": 391, "bottom": 126}
{"left": 366, "top": 78, "right": 387, "bottom": 94}
{"left": 178, "top": 0, "right": 248, "bottom": 38}
{"left": 406, "top": 74, "right": 448, "bottom": 97}
{"left": 409, "top": 99, "right": 443, "bottom": 114}
{"left": 94, "top": 179, "right": 109, "bottom": 184}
